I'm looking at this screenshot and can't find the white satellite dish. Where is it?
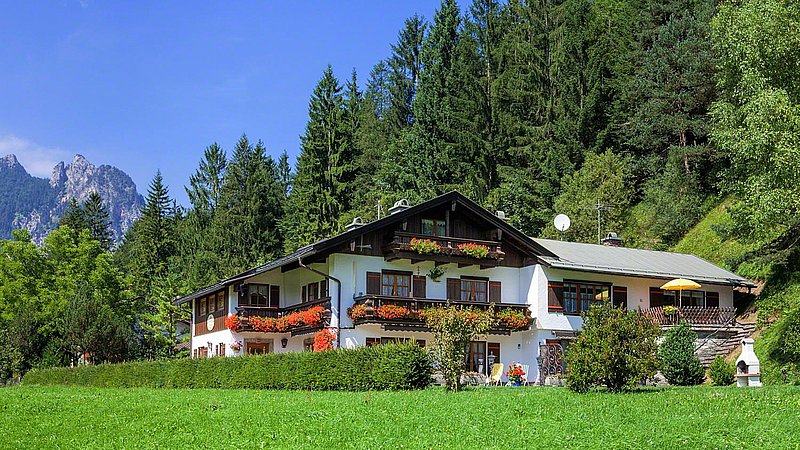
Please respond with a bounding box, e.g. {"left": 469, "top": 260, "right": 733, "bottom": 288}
{"left": 554, "top": 214, "right": 571, "bottom": 232}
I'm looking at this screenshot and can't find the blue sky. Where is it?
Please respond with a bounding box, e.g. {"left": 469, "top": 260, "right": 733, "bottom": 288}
{"left": 0, "top": 1, "right": 442, "bottom": 204}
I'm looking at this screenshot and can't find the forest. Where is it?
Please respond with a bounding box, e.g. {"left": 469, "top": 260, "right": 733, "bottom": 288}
{"left": 1, "top": 0, "right": 799, "bottom": 381}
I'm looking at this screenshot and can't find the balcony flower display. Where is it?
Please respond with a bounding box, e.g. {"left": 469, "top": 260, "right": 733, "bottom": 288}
{"left": 240, "top": 306, "right": 325, "bottom": 333}
{"left": 496, "top": 308, "right": 532, "bottom": 330}
{"left": 375, "top": 304, "right": 417, "bottom": 320}
{"left": 457, "top": 242, "right": 490, "bottom": 259}
{"left": 230, "top": 340, "right": 243, "bottom": 352}
{"left": 506, "top": 362, "right": 526, "bottom": 386}
{"left": 225, "top": 314, "right": 241, "bottom": 332}
{"left": 409, "top": 237, "right": 442, "bottom": 255}
{"left": 348, "top": 304, "right": 368, "bottom": 320}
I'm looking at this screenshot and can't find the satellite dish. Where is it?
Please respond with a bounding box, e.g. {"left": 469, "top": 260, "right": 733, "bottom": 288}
{"left": 554, "top": 214, "right": 571, "bottom": 232}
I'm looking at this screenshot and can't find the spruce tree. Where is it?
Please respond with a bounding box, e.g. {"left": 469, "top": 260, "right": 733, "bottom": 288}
{"left": 283, "top": 66, "right": 350, "bottom": 252}
{"left": 58, "top": 198, "right": 89, "bottom": 234}
{"left": 134, "top": 171, "right": 175, "bottom": 289}
{"left": 83, "top": 192, "right": 113, "bottom": 250}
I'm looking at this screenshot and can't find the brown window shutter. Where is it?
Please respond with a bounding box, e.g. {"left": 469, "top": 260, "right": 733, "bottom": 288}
{"left": 613, "top": 286, "right": 628, "bottom": 309}
{"left": 706, "top": 291, "right": 719, "bottom": 308}
{"left": 650, "top": 288, "right": 665, "bottom": 308}
{"left": 301, "top": 285, "right": 307, "bottom": 303}
{"left": 548, "top": 282, "right": 564, "bottom": 311}
{"left": 489, "top": 281, "right": 501, "bottom": 303}
{"left": 270, "top": 285, "right": 280, "bottom": 308}
{"left": 237, "top": 284, "right": 247, "bottom": 305}
{"left": 413, "top": 275, "right": 426, "bottom": 298}
{"left": 366, "top": 272, "right": 381, "bottom": 295}
{"left": 320, "top": 280, "right": 329, "bottom": 298}
{"left": 447, "top": 278, "right": 461, "bottom": 300}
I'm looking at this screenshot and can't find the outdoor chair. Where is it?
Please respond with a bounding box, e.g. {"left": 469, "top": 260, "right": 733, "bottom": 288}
{"left": 485, "top": 363, "right": 504, "bottom": 386}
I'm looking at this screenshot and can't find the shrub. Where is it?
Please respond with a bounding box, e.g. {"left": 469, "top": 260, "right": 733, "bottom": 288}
{"left": 659, "top": 322, "right": 705, "bottom": 386}
{"left": 708, "top": 355, "right": 735, "bottom": 386}
{"left": 566, "top": 302, "right": 660, "bottom": 393}
{"left": 424, "top": 306, "right": 496, "bottom": 391}
{"left": 22, "top": 342, "right": 432, "bottom": 391}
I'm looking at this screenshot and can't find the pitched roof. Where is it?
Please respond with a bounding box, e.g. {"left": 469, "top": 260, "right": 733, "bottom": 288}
{"left": 533, "top": 238, "right": 755, "bottom": 288}
{"left": 173, "top": 191, "right": 552, "bottom": 304}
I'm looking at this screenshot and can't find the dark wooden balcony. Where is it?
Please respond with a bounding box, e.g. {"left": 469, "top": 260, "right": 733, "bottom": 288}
{"left": 349, "top": 294, "right": 532, "bottom": 335}
{"left": 642, "top": 306, "right": 736, "bottom": 327}
{"left": 235, "top": 297, "right": 332, "bottom": 336}
{"left": 383, "top": 232, "right": 504, "bottom": 268}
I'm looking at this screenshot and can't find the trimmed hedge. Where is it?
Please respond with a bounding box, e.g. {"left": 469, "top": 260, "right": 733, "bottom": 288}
{"left": 23, "top": 343, "right": 432, "bottom": 391}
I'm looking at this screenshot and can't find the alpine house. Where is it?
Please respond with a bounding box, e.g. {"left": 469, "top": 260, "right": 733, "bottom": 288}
{"left": 174, "top": 191, "right": 754, "bottom": 384}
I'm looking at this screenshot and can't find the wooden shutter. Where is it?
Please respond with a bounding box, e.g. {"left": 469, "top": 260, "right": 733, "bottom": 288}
{"left": 447, "top": 278, "right": 461, "bottom": 300}
{"left": 489, "top": 281, "right": 502, "bottom": 303}
{"left": 237, "top": 284, "right": 247, "bottom": 305}
{"left": 706, "top": 291, "right": 719, "bottom": 308}
{"left": 301, "top": 285, "right": 307, "bottom": 303}
{"left": 366, "top": 272, "right": 381, "bottom": 295}
{"left": 548, "top": 281, "right": 564, "bottom": 311}
{"left": 650, "top": 287, "right": 665, "bottom": 308}
{"left": 269, "top": 285, "right": 280, "bottom": 308}
{"left": 319, "top": 280, "right": 329, "bottom": 298}
{"left": 613, "top": 286, "right": 628, "bottom": 309}
{"left": 413, "top": 275, "right": 426, "bottom": 298}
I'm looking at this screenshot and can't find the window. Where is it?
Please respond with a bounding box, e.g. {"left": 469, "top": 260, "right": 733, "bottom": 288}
{"left": 382, "top": 272, "right": 411, "bottom": 297}
{"left": 249, "top": 284, "right": 269, "bottom": 307}
{"left": 613, "top": 286, "right": 628, "bottom": 309}
{"left": 650, "top": 288, "right": 708, "bottom": 308}
{"left": 366, "top": 337, "right": 425, "bottom": 347}
{"left": 303, "top": 281, "right": 326, "bottom": 302}
{"left": 562, "top": 281, "right": 610, "bottom": 315}
{"left": 461, "top": 278, "right": 488, "bottom": 302}
{"left": 421, "top": 218, "right": 446, "bottom": 236}
{"left": 242, "top": 284, "right": 279, "bottom": 307}
{"left": 304, "top": 338, "right": 314, "bottom": 351}
{"left": 466, "top": 341, "right": 487, "bottom": 374}
{"left": 199, "top": 298, "right": 207, "bottom": 316}
{"left": 307, "top": 282, "right": 318, "bottom": 302}
{"left": 216, "top": 291, "right": 225, "bottom": 312}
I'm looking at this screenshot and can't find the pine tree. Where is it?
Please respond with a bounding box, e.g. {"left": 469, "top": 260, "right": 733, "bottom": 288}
{"left": 134, "top": 171, "right": 175, "bottom": 289}
{"left": 214, "top": 135, "right": 284, "bottom": 274}
{"left": 83, "top": 192, "right": 113, "bottom": 250}
{"left": 283, "top": 67, "right": 350, "bottom": 252}
{"left": 186, "top": 143, "right": 226, "bottom": 214}
{"left": 386, "top": 14, "right": 427, "bottom": 132}
{"left": 277, "top": 150, "right": 291, "bottom": 199}
{"left": 58, "top": 198, "right": 89, "bottom": 234}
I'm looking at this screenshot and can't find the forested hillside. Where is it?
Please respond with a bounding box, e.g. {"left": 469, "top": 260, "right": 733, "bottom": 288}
{"left": 2, "top": 0, "right": 799, "bottom": 381}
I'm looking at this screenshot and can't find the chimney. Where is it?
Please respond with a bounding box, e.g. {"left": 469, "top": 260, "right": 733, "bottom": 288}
{"left": 345, "top": 217, "right": 365, "bottom": 231}
{"left": 388, "top": 199, "right": 411, "bottom": 215}
{"left": 735, "top": 338, "right": 762, "bottom": 387}
{"left": 496, "top": 211, "right": 506, "bottom": 220}
{"left": 601, "top": 232, "right": 623, "bottom": 247}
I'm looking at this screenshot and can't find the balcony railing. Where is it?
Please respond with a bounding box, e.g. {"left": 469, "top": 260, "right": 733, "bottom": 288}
{"left": 235, "top": 297, "right": 332, "bottom": 335}
{"left": 383, "top": 232, "right": 504, "bottom": 266}
{"left": 349, "top": 294, "right": 532, "bottom": 334}
{"left": 642, "top": 306, "right": 736, "bottom": 327}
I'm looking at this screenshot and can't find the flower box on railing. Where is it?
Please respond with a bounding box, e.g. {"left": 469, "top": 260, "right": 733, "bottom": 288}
{"left": 387, "top": 232, "right": 505, "bottom": 262}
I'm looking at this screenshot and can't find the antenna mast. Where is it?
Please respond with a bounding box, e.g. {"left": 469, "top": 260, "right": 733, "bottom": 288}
{"left": 586, "top": 199, "right": 613, "bottom": 244}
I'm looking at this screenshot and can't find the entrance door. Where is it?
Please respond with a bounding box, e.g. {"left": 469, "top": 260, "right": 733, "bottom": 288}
{"left": 247, "top": 342, "right": 271, "bottom": 355}
{"left": 466, "top": 341, "right": 487, "bottom": 375}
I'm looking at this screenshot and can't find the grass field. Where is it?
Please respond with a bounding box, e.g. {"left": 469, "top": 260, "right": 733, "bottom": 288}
{"left": 2, "top": 385, "right": 800, "bottom": 449}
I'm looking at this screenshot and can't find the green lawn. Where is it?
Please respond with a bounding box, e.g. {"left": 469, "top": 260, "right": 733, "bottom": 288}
{"left": 2, "top": 385, "right": 799, "bottom": 449}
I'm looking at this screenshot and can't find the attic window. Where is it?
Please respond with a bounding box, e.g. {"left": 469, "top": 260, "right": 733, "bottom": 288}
{"left": 421, "top": 219, "right": 446, "bottom": 236}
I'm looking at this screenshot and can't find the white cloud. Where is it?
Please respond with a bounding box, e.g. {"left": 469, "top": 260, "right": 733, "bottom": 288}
{"left": 0, "top": 135, "right": 71, "bottom": 177}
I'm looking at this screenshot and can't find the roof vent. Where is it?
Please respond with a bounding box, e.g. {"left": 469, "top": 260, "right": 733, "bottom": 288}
{"left": 345, "top": 217, "right": 365, "bottom": 231}
{"left": 496, "top": 210, "right": 506, "bottom": 220}
{"left": 601, "top": 232, "right": 623, "bottom": 247}
{"left": 388, "top": 199, "right": 411, "bottom": 215}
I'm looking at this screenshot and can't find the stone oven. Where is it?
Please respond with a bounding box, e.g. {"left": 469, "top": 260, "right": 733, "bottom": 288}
{"left": 735, "top": 338, "right": 762, "bottom": 387}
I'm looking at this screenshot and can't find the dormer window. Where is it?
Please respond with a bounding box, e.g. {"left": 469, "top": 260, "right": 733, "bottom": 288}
{"left": 421, "top": 218, "right": 446, "bottom": 236}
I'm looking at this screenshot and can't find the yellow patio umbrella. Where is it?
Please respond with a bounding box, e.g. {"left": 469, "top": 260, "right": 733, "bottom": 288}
{"left": 660, "top": 278, "right": 701, "bottom": 307}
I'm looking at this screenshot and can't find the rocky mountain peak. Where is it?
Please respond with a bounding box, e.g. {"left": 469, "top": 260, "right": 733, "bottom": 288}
{"left": 50, "top": 161, "right": 67, "bottom": 188}
{"left": 1, "top": 154, "right": 21, "bottom": 170}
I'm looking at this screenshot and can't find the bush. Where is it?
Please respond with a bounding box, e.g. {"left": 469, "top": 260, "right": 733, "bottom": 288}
{"left": 424, "top": 306, "right": 495, "bottom": 392}
{"left": 659, "top": 322, "right": 705, "bottom": 386}
{"left": 566, "top": 302, "right": 660, "bottom": 393}
{"left": 708, "top": 356, "right": 735, "bottom": 386}
{"left": 22, "top": 342, "right": 432, "bottom": 391}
